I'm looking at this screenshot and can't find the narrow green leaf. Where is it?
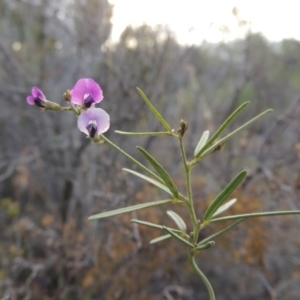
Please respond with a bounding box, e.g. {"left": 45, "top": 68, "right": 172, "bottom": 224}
{"left": 167, "top": 210, "right": 187, "bottom": 231}
{"left": 210, "top": 211, "right": 300, "bottom": 223}
{"left": 196, "top": 102, "right": 250, "bottom": 157}
{"left": 131, "top": 219, "right": 163, "bottom": 230}
{"left": 100, "top": 134, "right": 164, "bottom": 184}
{"left": 115, "top": 130, "right": 171, "bottom": 137}
{"left": 136, "top": 87, "right": 172, "bottom": 132}
{"left": 137, "top": 147, "right": 179, "bottom": 198}
{"left": 150, "top": 234, "right": 172, "bottom": 244}
{"left": 196, "top": 241, "right": 215, "bottom": 250}
{"left": 200, "top": 109, "right": 273, "bottom": 157}
{"left": 123, "top": 168, "right": 172, "bottom": 196}
{"left": 88, "top": 199, "right": 172, "bottom": 220}
{"left": 162, "top": 226, "right": 194, "bottom": 248}
{"left": 198, "top": 218, "right": 244, "bottom": 246}
{"left": 194, "top": 130, "right": 210, "bottom": 157}
{"left": 212, "top": 198, "right": 237, "bottom": 218}
{"left": 204, "top": 171, "right": 247, "bottom": 221}
{"left": 131, "top": 219, "right": 183, "bottom": 233}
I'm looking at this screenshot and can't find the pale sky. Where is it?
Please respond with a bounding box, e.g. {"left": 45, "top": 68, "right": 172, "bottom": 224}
{"left": 108, "top": 0, "right": 300, "bottom": 44}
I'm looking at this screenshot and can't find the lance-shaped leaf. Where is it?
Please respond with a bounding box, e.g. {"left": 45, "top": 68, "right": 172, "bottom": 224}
{"left": 210, "top": 210, "right": 300, "bottom": 223}
{"left": 204, "top": 171, "right": 247, "bottom": 221}
{"left": 212, "top": 198, "right": 237, "bottom": 218}
{"left": 150, "top": 234, "right": 172, "bottom": 244}
{"left": 100, "top": 134, "right": 163, "bottom": 184}
{"left": 200, "top": 109, "right": 273, "bottom": 158}
{"left": 194, "top": 130, "right": 210, "bottom": 157}
{"left": 196, "top": 241, "right": 215, "bottom": 250}
{"left": 198, "top": 218, "right": 244, "bottom": 246}
{"left": 89, "top": 199, "right": 172, "bottom": 220}
{"left": 196, "top": 102, "right": 250, "bottom": 157}
{"left": 115, "top": 130, "right": 170, "bottom": 137}
{"left": 136, "top": 87, "right": 172, "bottom": 132}
{"left": 162, "top": 226, "right": 194, "bottom": 248}
{"left": 137, "top": 147, "right": 179, "bottom": 198}
{"left": 131, "top": 219, "right": 163, "bottom": 230}
{"left": 123, "top": 168, "right": 172, "bottom": 196}
{"left": 167, "top": 211, "right": 187, "bottom": 231}
{"left": 131, "top": 219, "right": 183, "bottom": 233}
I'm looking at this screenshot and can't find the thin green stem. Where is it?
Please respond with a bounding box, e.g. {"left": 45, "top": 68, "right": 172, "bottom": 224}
{"left": 189, "top": 253, "right": 216, "bottom": 300}
{"left": 179, "top": 138, "right": 192, "bottom": 199}
{"left": 59, "top": 106, "right": 73, "bottom": 111}
{"left": 179, "top": 137, "right": 198, "bottom": 231}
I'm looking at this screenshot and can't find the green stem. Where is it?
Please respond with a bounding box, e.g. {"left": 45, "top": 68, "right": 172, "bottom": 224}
{"left": 189, "top": 253, "right": 216, "bottom": 300}
{"left": 59, "top": 106, "right": 73, "bottom": 111}
{"left": 179, "top": 137, "right": 198, "bottom": 232}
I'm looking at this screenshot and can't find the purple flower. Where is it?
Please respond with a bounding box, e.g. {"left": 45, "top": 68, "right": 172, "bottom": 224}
{"left": 71, "top": 78, "right": 103, "bottom": 108}
{"left": 27, "top": 87, "right": 47, "bottom": 108}
{"left": 77, "top": 108, "right": 110, "bottom": 138}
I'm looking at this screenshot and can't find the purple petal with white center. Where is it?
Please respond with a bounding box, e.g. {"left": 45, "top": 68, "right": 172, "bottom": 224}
{"left": 77, "top": 108, "right": 110, "bottom": 137}
{"left": 71, "top": 78, "right": 104, "bottom": 105}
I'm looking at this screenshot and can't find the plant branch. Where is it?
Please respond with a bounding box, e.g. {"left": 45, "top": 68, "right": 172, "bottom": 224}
{"left": 189, "top": 253, "right": 216, "bottom": 300}
{"left": 179, "top": 137, "right": 198, "bottom": 231}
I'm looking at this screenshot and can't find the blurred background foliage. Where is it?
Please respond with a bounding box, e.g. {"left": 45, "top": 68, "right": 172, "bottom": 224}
{"left": 1, "top": 0, "right": 300, "bottom": 299}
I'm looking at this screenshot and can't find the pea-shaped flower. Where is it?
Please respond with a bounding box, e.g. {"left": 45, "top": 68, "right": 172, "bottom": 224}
{"left": 77, "top": 108, "right": 110, "bottom": 138}
{"left": 27, "top": 87, "right": 47, "bottom": 108}
{"left": 71, "top": 78, "right": 103, "bottom": 108}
